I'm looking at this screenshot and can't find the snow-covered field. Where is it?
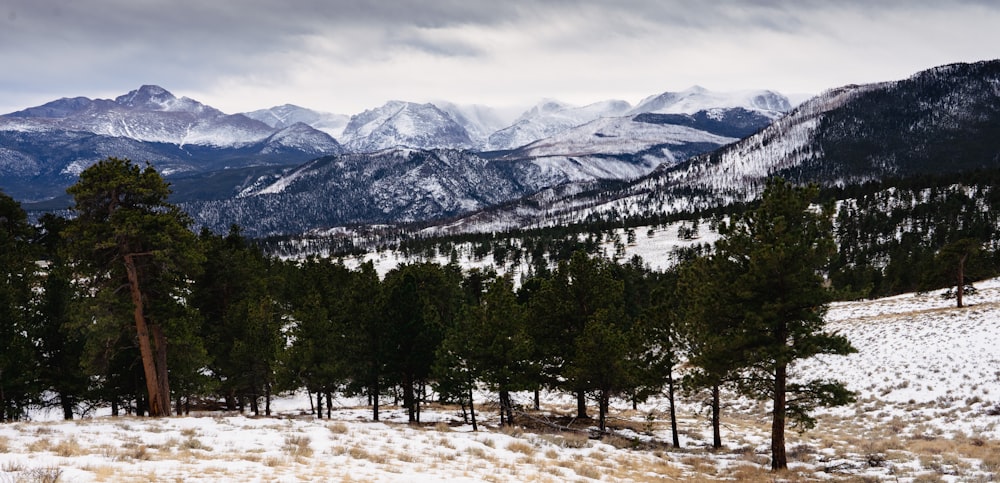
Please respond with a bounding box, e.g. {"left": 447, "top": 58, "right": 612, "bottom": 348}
{"left": 2, "top": 278, "right": 999, "bottom": 482}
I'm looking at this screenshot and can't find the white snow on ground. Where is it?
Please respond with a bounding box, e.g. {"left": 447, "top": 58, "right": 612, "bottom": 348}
{"left": 2, "top": 265, "right": 999, "bottom": 481}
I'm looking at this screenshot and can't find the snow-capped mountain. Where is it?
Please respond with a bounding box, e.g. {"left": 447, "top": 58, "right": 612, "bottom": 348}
{"left": 1, "top": 84, "right": 796, "bottom": 232}
{"left": 432, "top": 102, "right": 521, "bottom": 148}
{"left": 0, "top": 86, "right": 344, "bottom": 202}
{"left": 485, "top": 99, "right": 632, "bottom": 151}
{"left": 340, "top": 101, "right": 475, "bottom": 152}
{"left": 660, "top": 60, "right": 1000, "bottom": 201}
{"left": 404, "top": 60, "right": 1000, "bottom": 236}
{"left": 254, "top": 122, "right": 345, "bottom": 156}
{"left": 243, "top": 104, "right": 350, "bottom": 139}
{"left": 629, "top": 86, "right": 791, "bottom": 118}
{"left": 3, "top": 85, "right": 277, "bottom": 147}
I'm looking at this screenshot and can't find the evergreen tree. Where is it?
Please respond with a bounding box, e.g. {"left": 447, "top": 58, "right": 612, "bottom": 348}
{"left": 638, "top": 264, "right": 685, "bottom": 447}
{"left": 932, "top": 237, "right": 983, "bottom": 308}
{"left": 567, "top": 309, "right": 636, "bottom": 433}
{"left": 382, "top": 262, "right": 461, "bottom": 422}
{"left": 192, "top": 226, "right": 282, "bottom": 415}
{"left": 32, "top": 214, "right": 89, "bottom": 419}
{"left": 433, "top": 268, "right": 490, "bottom": 429}
{"left": 478, "top": 275, "right": 536, "bottom": 426}
{"left": 676, "top": 254, "right": 743, "bottom": 449}
{"left": 714, "top": 178, "right": 857, "bottom": 470}
{"left": 283, "top": 256, "right": 354, "bottom": 418}
{"left": 65, "top": 157, "right": 204, "bottom": 417}
{"left": 0, "top": 191, "right": 38, "bottom": 421}
{"left": 527, "top": 251, "right": 623, "bottom": 419}
{"left": 339, "top": 262, "right": 387, "bottom": 421}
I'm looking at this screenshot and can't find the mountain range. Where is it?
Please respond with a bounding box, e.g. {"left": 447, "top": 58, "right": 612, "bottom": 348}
{"left": 8, "top": 60, "right": 997, "bottom": 240}
{"left": 427, "top": 59, "right": 1000, "bottom": 236}
{"left": 0, "top": 83, "right": 789, "bottom": 233}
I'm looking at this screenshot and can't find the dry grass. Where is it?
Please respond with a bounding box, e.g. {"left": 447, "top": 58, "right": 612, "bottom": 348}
{"left": 282, "top": 434, "right": 313, "bottom": 458}
{"left": 26, "top": 438, "right": 52, "bottom": 453}
{"left": 85, "top": 464, "right": 118, "bottom": 481}
{"left": 537, "top": 431, "right": 590, "bottom": 449}
{"left": 180, "top": 437, "right": 211, "bottom": 451}
{"left": 125, "top": 444, "right": 151, "bottom": 461}
{"left": 53, "top": 437, "right": 85, "bottom": 457}
{"left": 506, "top": 439, "right": 536, "bottom": 456}
{"left": 347, "top": 445, "right": 390, "bottom": 464}
{"left": 327, "top": 421, "right": 349, "bottom": 434}
{"left": 1, "top": 388, "right": 996, "bottom": 483}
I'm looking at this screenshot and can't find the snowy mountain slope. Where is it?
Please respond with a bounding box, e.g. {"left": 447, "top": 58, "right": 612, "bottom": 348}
{"left": 0, "top": 86, "right": 346, "bottom": 202}
{"left": 2, "top": 85, "right": 277, "bottom": 148}
{"left": 253, "top": 122, "right": 344, "bottom": 156}
{"left": 663, "top": 83, "right": 883, "bottom": 197}
{"left": 339, "top": 101, "right": 475, "bottom": 152}
{"left": 630, "top": 85, "right": 791, "bottom": 118}
{"left": 484, "top": 115, "right": 743, "bottom": 192}
{"left": 664, "top": 60, "right": 1000, "bottom": 199}
{"left": 432, "top": 101, "right": 521, "bottom": 147}
{"left": 485, "top": 99, "right": 632, "bottom": 151}
{"left": 514, "top": 115, "right": 739, "bottom": 158}
{"left": 242, "top": 104, "right": 350, "bottom": 139}
{"left": 183, "top": 149, "right": 529, "bottom": 236}
{"left": 424, "top": 60, "right": 1000, "bottom": 237}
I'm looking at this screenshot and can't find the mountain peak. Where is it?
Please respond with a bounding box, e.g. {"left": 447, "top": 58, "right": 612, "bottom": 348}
{"left": 631, "top": 87, "right": 791, "bottom": 116}
{"left": 115, "top": 85, "right": 176, "bottom": 108}
{"left": 341, "top": 100, "right": 473, "bottom": 152}
{"left": 111, "top": 85, "right": 213, "bottom": 115}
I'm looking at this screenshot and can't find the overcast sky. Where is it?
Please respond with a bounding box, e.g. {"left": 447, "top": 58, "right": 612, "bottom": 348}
{"left": 2, "top": 1, "right": 999, "bottom": 116}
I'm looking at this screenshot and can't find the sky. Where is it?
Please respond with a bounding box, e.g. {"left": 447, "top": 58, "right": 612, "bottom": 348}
{"left": 2, "top": 1, "right": 999, "bottom": 117}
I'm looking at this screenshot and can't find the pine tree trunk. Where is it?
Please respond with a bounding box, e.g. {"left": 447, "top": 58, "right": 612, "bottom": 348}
{"left": 505, "top": 392, "right": 514, "bottom": 425}
{"left": 60, "top": 393, "right": 74, "bottom": 420}
{"left": 598, "top": 390, "right": 609, "bottom": 433}
{"left": 152, "top": 324, "right": 171, "bottom": 415}
{"left": 576, "top": 391, "right": 588, "bottom": 419}
{"left": 123, "top": 254, "right": 169, "bottom": 417}
{"left": 712, "top": 384, "right": 722, "bottom": 449}
{"left": 667, "top": 370, "right": 680, "bottom": 448}
{"left": 468, "top": 383, "right": 478, "bottom": 432}
{"left": 533, "top": 388, "right": 540, "bottom": 411}
{"left": 500, "top": 390, "right": 514, "bottom": 426}
{"left": 404, "top": 374, "right": 416, "bottom": 423}
{"left": 326, "top": 392, "right": 332, "bottom": 419}
{"left": 957, "top": 254, "right": 967, "bottom": 308}
{"left": 372, "top": 379, "right": 380, "bottom": 422}
{"left": 771, "top": 363, "right": 788, "bottom": 470}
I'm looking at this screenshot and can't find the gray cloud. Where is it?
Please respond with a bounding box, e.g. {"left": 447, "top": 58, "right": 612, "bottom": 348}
{"left": 1, "top": 1, "right": 999, "bottom": 114}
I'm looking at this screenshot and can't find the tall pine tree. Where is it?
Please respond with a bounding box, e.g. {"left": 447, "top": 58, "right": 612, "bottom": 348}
{"left": 66, "top": 157, "right": 203, "bottom": 417}
{"left": 714, "top": 178, "right": 856, "bottom": 470}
